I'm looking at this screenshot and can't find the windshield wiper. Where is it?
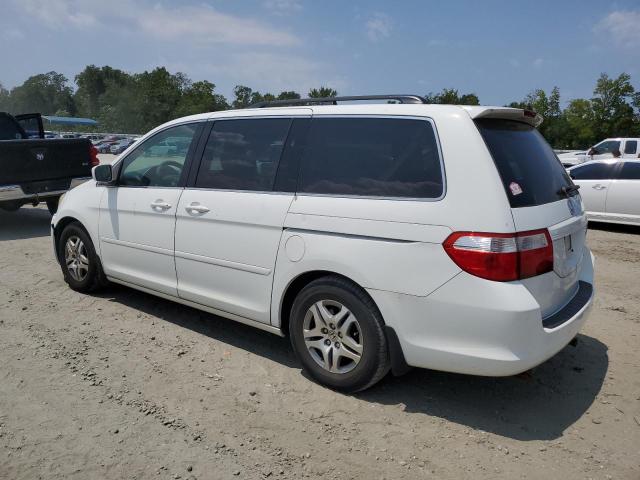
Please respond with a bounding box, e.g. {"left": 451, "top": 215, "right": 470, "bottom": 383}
{"left": 558, "top": 184, "right": 580, "bottom": 197}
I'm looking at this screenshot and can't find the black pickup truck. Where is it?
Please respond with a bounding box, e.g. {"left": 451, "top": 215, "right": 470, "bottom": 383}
{"left": 0, "top": 112, "right": 97, "bottom": 214}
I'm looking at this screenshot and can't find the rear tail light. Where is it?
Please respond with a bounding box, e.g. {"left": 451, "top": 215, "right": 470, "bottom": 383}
{"left": 89, "top": 143, "right": 99, "bottom": 167}
{"left": 443, "top": 229, "right": 553, "bottom": 282}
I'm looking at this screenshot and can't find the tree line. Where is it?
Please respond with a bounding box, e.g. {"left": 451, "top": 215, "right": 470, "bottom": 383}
{"left": 1, "top": 65, "right": 639, "bottom": 149}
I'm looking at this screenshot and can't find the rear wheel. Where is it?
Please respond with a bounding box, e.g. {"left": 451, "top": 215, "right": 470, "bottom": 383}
{"left": 57, "top": 223, "right": 108, "bottom": 292}
{"left": 289, "top": 276, "right": 390, "bottom": 392}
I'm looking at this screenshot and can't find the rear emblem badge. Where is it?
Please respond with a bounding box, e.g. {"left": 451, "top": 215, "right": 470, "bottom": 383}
{"left": 36, "top": 152, "right": 45, "bottom": 161}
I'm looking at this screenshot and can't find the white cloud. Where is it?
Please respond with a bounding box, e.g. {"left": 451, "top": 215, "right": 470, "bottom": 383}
{"left": 365, "top": 13, "right": 392, "bottom": 42}
{"left": 139, "top": 4, "right": 298, "bottom": 47}
{"left": 17, "top": 0, "right": 97, "bottom": 29}
{"left": 595, "top": 10, "right": 640, "bottom": 48}
{"left": 263, "top": 0, "right": 303, "bottom": 16}
{"left": 2, "top": 27, "right": 25, "bottom": 40}
{"left": 13, "top": 0, "right": 299, "bottom": 47}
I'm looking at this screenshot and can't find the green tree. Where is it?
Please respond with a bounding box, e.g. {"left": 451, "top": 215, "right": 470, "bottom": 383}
{"left": 6, "top": 72, "right": 75, "bottom": 115}
{"left": 277, "top": 91, "right": 301, "bottom": 100}
{"left": 563, "top": 99, "right": 596, "bottom": 149}
{"left": 75, "top": 65, "right": 130, "bottom": 119}
{"left": 424, "top": 88, "right": 479, "bottom": 105}
{"left": 232, "top": 85, "right": 253, "bottom": 109}
{"left": 0, "top": 83, "right": 9, "bottom": 111}
{"left": 308, "top": 87, "right": 338, "bottom": 98}
{"left": 174, "top": 80, "right": 229, "bottom": 117}
{"left": 132, "top": 67, "right": 187, "bottom": 131}
{"left": 511, "top": 87, "right": 567, "bottom": 147}
{"left": 591, "top": 73, "right": 638, "bottom": 138}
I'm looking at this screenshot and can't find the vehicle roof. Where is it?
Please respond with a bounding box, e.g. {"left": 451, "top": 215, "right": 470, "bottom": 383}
{"left": 596, "top": 137, "right": 640, "bottom": 141}
{"left": 567, "top": 159, "right": 640, "bottom": 170}
{"left": 159, "top": 104, "right": 542, "bottom": 131}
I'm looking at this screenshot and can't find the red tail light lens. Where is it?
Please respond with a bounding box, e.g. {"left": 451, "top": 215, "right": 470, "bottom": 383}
{"left": 443, "top": 229, "right": 553, "bottom": 282}
{"left": 89, "top": 143, "right": 99, "bottom": 167}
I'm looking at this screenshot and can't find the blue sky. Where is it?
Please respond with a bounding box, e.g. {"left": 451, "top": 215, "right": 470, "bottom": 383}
{"left": 1, "top": 0, "right": 639, "bottom": 105}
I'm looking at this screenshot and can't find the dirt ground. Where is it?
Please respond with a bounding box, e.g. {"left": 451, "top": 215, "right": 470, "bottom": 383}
{"left": 0, "top": 206, "right": 639, "bottom": 480}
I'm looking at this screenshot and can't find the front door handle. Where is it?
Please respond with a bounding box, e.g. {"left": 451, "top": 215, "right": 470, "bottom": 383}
{"left": 150, "top": 200, "right": 172, "bottom": 210}
{"left": 593, "top": 184, "right": 607, "bottom": 190}
{"left": 185, "top": 203, "right": 210, "bottom": 214}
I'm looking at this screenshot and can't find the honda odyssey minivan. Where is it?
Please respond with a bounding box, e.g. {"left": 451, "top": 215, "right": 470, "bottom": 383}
{"left": 52, "top": 95, "right": 594, "bottom": 392}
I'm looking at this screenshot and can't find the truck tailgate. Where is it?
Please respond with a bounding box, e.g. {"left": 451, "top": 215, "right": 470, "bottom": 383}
{"left": 0, "top": 138, "right": 92, "bottom": 184}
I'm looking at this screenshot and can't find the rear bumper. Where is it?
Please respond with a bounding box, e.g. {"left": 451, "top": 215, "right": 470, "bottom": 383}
{"left": 369, "top": 250, "right": 595, "bottom": 377}
{"left": 0, "top": 177, "right": 90, "bottom": 204}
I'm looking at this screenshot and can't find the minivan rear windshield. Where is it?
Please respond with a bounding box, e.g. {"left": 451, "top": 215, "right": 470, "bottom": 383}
{"left": 475, "top": 119, "right": 572, "bottom": 208}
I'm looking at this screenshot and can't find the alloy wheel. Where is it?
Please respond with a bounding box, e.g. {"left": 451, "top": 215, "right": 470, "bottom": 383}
{"left": 302, "top": 299, "right": 363, "bottom": 374}
{"left": 65, "top": 236, "right": 89, "bottom": 282}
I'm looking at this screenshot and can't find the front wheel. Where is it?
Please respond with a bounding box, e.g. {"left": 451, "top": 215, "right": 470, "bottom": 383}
{"left": 289, "top": 276, "right": 390, "bottom": 392}
{"left": 57, "top": 223, "right": 108, "bottom": 292}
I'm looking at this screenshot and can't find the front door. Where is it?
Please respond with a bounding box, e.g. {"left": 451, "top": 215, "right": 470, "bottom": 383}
{"left": 175, "top": 114, "right": 308, "bottom": 324}
{"left": 99, "top": 123, "right": 201, "bottom": 296}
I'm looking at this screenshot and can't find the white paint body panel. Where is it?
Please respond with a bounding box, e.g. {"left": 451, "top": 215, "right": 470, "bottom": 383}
{"left": 52, "top": 103, "right": 596, "bottom": 379}
{"left": 175, "top": 189, "right": 294, "bottom": 323}
{"left": 576, "top": 179, "right": 610, "bottom": 215}
{"left": 570, "top": 160, "right": 640, "bottom": 226}
{"left": 604, "top": 180, "right": 640, "bottom": 224}
{"left": 99, "top": 187, "right": 184, "bottom": 296}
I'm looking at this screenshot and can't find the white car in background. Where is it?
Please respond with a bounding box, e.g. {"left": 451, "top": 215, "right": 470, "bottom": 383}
{"left": 51, "top": 96, "right": 595, "bottom": 392}
{"left": 568, "top": 160, "right": 640, "bottom": 226}
{"left": 558, "top": 138, "right": 640, "bottom": 166}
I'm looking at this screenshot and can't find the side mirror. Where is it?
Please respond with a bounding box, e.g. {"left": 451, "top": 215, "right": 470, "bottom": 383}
{"left": 92, "top": 164, "right": 113, "bottom": 185}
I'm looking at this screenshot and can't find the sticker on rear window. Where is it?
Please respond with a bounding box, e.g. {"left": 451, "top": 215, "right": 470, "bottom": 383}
{"left": 509, "top": 182, "right": 523, "bottom": 196}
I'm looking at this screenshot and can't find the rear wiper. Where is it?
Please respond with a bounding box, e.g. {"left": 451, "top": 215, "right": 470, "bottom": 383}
{"left": 558, "top": 184, "right": 580, "bottom": 197}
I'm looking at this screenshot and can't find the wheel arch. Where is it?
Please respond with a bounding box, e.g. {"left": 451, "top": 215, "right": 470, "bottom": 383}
{"left": 53, "top": 216, "right": 91, "bottom": 263}
{"left": 277, "top": 270, "right": 385, "bottom": 338}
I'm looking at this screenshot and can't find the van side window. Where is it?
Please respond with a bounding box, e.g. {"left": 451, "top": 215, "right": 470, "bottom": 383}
{"left": 299, "top": 118, "right": 443, "bottom": 198}
{"left": 570, "top": 163, "right": 616, "bottom": 180}
{"left": 618, "top": 162, "right": 640, "bottom": 180}
{"left": 624, "top": 140, "right": 637, "bottom": 155}
{"left": 195, "top": 118, "right": 292, "bottom": 191}
{"left": 119, "top": 123, "right": 198, "bottom": 187}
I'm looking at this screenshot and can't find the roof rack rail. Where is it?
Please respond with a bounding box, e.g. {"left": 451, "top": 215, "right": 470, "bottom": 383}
{"left": 250, "top": 94, "right": 427, "bottom": 108}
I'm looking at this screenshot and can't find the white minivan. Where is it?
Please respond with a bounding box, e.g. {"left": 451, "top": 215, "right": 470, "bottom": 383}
{"left": 52, "top": 95, "right": 594, "bottom": 392}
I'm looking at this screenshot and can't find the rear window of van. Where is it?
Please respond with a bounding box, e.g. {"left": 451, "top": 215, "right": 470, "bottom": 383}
{"left": 476, "top": 119, "right": 572, "bottom": 208}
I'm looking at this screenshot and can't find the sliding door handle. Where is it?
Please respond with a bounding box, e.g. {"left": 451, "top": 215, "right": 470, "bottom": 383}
{"left": 150, "top": 200, "right": 172, "bottom": 210}
{"left": 185, "top": 203, "right": 210, "bottom": 214}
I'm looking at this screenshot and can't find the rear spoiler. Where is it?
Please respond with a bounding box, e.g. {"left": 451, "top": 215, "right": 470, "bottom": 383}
{"left": 462, "top": 106, "right": 543, "bottom": 128}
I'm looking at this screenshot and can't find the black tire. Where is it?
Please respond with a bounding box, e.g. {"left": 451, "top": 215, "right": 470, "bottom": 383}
{"left": 57, "top": 222, "right": 108, "bottom": 293}
{"left": 46, "top": 197, "right": 60, "bottom": 215}
{"left": 289, "top": 275, "right": 390, "bottom": 392}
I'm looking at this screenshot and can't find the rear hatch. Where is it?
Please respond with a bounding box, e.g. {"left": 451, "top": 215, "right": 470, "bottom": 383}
{"left": 475, "top": 117, "right": 588, "bottom": 318}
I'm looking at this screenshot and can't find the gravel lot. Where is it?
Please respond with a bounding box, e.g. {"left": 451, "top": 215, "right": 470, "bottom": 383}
{"left": 1, "top": 206, "right": 639, "bottom": 480}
